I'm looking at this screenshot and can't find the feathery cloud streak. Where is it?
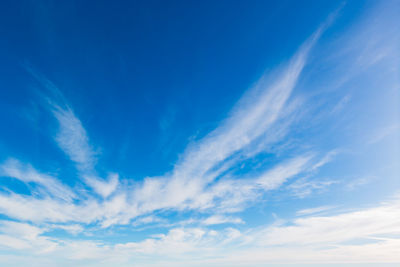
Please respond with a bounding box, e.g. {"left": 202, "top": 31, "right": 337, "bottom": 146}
{"left": 0, "top": 23, "right": 327, "bottom": 227}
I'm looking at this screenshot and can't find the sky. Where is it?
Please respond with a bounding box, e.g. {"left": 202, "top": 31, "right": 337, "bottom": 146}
{"left": 0, "top": 0, "right": 399, "bottom": 266}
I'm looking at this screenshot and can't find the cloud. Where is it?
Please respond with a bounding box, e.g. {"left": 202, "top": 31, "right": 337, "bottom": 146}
{"left": 256, "top": 197, "right": 400, "bottom": 248}
{"left": 123, "top": 26, "right": 327, "bottom": 217}
{"left": 201, "top": 215, "right": 244, "bottom": 226}
{"left": 287, "top": 177, "right": 337, "bottom": 198}
{"left": 256, "top": 155, "right": 312, "bottom": 190}
{"left": 0, "top": 193, "right": 91, "bottom": 223}
{"left": 52, "top": 224, "right": 84, "bottom": 235}
{"left": 0, "top": 220, "right": 56, "bottom": 253}
{"left": 345, "top": 176, "right": 373, "bottom": 191}
{"left": 51, "top": 103, "right": 121, "bottom": 198}
{"left": 25, "top": 66, "right": 121, "bottom": 198}
{"left": 367, "top": 124, "right": 400, "bottom": 145}
{"left": 24, "top": 64, "right": 97, "bottom": 171}
{"left": 296, "top": 205, "right": 336, "bottom": 216}
{"left": 331, "top": 94, "right": 352, "bottom": 114}
{"left": 132, "top": 215, "right": 165, "bottom": 226}
{"left": 173, "top": 28, "right": 321, "bottom": 183}
{"left": 0, "top": 191, "right": 134, "bottom": 229}
{"left": 52, "top": 105, "right": 97, "bottom": 171}
{"left": 0, "top": 159, "right": 76, "bottom": 202}
{"left": 84, "top": 173, "right": 119, "bottom": 199}
{"left": 310, "top": 150, "right": 339, "bottom": 171}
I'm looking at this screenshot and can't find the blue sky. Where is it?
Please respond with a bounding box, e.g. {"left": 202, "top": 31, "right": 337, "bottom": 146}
{"left": 0, "top": 0, "right": 399, "bottom": 266}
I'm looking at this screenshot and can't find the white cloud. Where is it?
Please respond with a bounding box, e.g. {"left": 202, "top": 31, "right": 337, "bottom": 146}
{"left": 0, "top": 193, "right": 93, "bottom": 223}
{"left": 84, "top": 173, "right": 119, "bottom": 199}
{"left": 310, "top": 150, "right": 339, "bottom": 171}
{"left": 287, "top": 178, "right": 337, "bottom": 198}
{"left": 51, "top": 103, "right": 120, "bottom": 198}
{"left": 52, "top": 106, "right": 97, "bottom": 171}
{"left": 331, "top": 94, "right": 351, "bottom": 114}
{"left": 0, "top": 159, "right": 76, "bottom": 202}
{"left": 256, "top": 155, "right": 312, "bottom": 190}
{"left": 296, "top": 205, "right": 336, "bottom": 216}
{"left": 345, "top": 176, "right": 373, "bottom": 191}
{"left": 0, "top": 220, "right": 57, "bottom": 253}
{"left": 201, "top": 215, "right": 244, "bottom": 226}
{"left": 172, "top": 28, "right": 320, "bottom": 184}
{"left": 52, "top": 224, "right": 84, "bottom": 235}
{"left": 124, "top": 27, "right": 326, "bottom": 217}
{"left": 0, "top": 220, "right": 44, "bottom": 241}
{"left": 256, "top": 198, "right": 400, "bottom": 249}
{"left": 25, "top": 66, "right": 119, "bottom": 199}
{"left": 132, "top": 215, "right": 165, "bottom": 226}
{"left": 367, "top": 124, "right": 400, "bottom": 145}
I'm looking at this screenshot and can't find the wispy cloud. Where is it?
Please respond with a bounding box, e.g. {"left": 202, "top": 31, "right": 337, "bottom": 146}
{"left": 287, "top": 177, "right": 338, "bottom": 198}
{"left": 310, "top": 150, "right": 339, "bottom": 171}
{"left": 124, "top": 25, "right": 328, "bottom": 218}
{"left": 25, "top": 64, "right": 96, "bottom": 171}
{"left": 256, "top": 155, "right": 312, "bottom": 190}
{"left": 0, "top": 220, "right": 56, "bottom": 253}
{"left": 25, "top": 66, "right": 120, "bottom": 198}
{"left": 0, "top": 23, "right": 332, "bottom": 230}
{"left": 345, "top": 176, "right": 374, "bottom": 191}
{"left": 257, "top": 198, "right": 400, "bottom": 248}
{"left": 0, "top": 159, "right": 76, "bottom": 201}
{"left": 84, "top": 173, "right": 119, "bottom": 198}
{"left": 201, "top": 215, "right": 244, "bottom": 226}
{"left": 296, "top": 205, "right": 336, "bottom": 216}
{"left": 173, "top": 28, "right": 322, "bottom": 182}
{"left": 52, "top": 105, "right": 97, "bottom": 171}
{"left": 331, "top": 94, "right": 351, "bottom": 114}
{"left": 367, "top": 124, "right": 399, "bottom": 145}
